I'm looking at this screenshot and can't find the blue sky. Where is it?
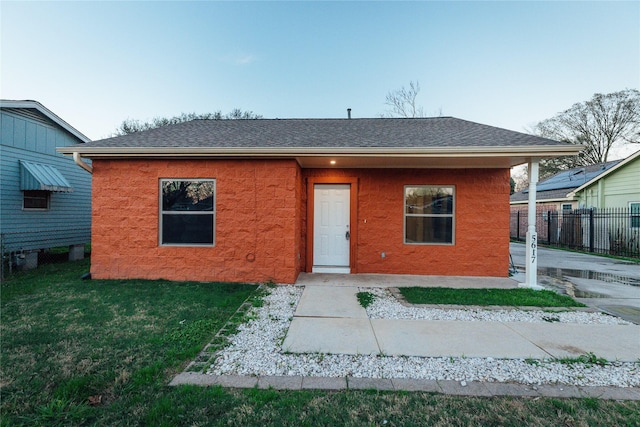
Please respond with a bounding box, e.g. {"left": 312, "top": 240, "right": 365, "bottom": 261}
{"left": 2, "top": 1, "right": 638, "bottom": 155}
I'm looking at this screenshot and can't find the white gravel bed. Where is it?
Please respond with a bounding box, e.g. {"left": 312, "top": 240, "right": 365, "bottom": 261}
{"left": 362, "top": 287, "right": 633, "bottom": 325}
{"left": 207, "top": 286, "right": 640, "bottom": 387}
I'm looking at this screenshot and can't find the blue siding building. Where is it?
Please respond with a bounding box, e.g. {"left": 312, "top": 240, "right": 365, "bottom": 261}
{"left": 1, "top": 100, "right": 92, "bottom": 269}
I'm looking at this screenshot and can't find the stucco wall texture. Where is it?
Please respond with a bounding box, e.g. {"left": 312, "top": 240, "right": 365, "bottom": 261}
{"left": 90, "top": 159, "right": 510, "bottom": 283}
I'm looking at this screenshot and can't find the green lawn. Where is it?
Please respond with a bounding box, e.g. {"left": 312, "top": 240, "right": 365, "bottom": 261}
{"left": 1, "top": 261, "right": 636, "bottom": 426}
{"left": 399, "top": 287, "right": 586, "bottom": 307}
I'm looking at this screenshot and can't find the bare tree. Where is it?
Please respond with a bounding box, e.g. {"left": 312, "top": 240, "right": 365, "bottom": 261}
{"left": 384, "top": 81, "right": 426, "bottom": 118}
{"left": 510, "top": 166, "right": 530, "bottom": 193}
{"left": 114, "top": 109, "right": 262, "bottom": 136}
{"left": 535, "top": 89, "right": 639, "bottom": 176}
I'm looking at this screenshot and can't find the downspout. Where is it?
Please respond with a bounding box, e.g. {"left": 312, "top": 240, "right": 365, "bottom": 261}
{"left": 523, "top": 158, "right": 542, "bottom": 289}
{"left": 73, "top": 152, "right": 93, "bottom": 174}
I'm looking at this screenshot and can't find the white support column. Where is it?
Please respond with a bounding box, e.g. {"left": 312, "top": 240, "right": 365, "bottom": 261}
{"left": 523, "top": 158, "right": 543, "bottom": 289}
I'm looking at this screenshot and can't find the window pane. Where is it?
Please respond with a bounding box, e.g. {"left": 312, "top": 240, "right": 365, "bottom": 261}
{"left": 162, "top": 181, "right": 214, "bottom": 211}
{"left": 162, "top": 214, "right": 214, "bottom": 244}
{"left": 405, "top": 187, "right": 453, "bottom": 214}
{"left": 631, "top": 203, "right": 640, "bottom": 228}
{"left": 406, "top": 216, "right": 453, "bottom": 244}
{"left": 23, "top": 191, "right": 49, "bottom": 209}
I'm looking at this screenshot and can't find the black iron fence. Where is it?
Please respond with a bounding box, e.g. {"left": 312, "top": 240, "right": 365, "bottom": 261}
{"left": 510, "top": 207, "right": 640, "bottom": 258}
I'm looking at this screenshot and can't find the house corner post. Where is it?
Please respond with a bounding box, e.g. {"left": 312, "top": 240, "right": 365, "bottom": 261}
{"left": 524, "top": 159, "right": 539, "bottom": 288}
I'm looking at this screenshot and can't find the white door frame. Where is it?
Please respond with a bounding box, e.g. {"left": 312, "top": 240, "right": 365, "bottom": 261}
{"left": 306, "top": 177, "right": 357, "bottom": 274}
{"left": 312, "top": 184, "right": 351, "bottom": 273}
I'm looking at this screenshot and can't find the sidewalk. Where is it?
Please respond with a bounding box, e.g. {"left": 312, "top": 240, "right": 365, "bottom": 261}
{"left": 171, "top": 283, "right": 640, "bottom": 399}
{"left": 281, "top": 285, "right": 639, "bottom": 361}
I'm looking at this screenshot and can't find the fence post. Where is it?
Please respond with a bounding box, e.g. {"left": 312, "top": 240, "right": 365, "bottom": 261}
{"left": 589, "top": 208, "right": 595, "bottom": 253}
{"left": 547, "top": 211, "right": 552, "bottom": 244}
{"left": 516, "top": 211, "right": 520, "bottom": 241}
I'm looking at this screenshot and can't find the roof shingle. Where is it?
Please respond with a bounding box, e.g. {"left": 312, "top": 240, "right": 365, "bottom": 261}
{"left": 83, "top": 117, "right": 566, "bottom": 149}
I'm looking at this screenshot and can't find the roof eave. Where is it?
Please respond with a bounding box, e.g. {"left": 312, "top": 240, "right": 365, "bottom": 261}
{"left": 57, "top": 145, "right": 583, "bottom": 158}
{"left": 1, "top": 100, "right": 91, "bottom": 143}
{"left": 510, "top": 195, "right": 575, "bottom": 205}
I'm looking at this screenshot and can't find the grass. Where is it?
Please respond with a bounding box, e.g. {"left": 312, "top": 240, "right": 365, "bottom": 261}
{"left": 399, "top": 287, "right": 586, "bottom": 307}
{"left": 2, "top": 261, "right": 638, "bottom": 426}
{"left": 555, "top": 352, "right": 610, "bottom": 367}
{"left": 356, "top": 291, "right": 376, "bottom": 308}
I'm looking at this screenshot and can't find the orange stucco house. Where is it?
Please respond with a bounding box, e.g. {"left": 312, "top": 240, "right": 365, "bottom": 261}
{"left": 59, "top": 117, "right": 579, "bottom": 284}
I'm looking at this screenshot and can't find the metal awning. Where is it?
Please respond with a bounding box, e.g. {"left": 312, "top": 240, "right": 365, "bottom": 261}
{"left": 19, "top": 160, "right": 73, "bottom": 192}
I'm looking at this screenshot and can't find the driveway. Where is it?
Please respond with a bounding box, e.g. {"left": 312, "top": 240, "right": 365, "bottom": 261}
{"left": 510, "top": 242, "right": 640, "bottom": 323}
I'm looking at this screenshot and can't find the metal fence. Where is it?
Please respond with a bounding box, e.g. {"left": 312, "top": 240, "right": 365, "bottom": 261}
{"left": 1, "top": 230, "right": 90, "bottom": 280}
{"left": 510, "top": 207, "right": 640, "bottom": 258}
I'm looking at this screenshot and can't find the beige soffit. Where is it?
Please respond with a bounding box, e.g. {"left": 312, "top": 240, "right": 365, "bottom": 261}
{"left": 510, "top": 195, "right": 575, "bottom": 205}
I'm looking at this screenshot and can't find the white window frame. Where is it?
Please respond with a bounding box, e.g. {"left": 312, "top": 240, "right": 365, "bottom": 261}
{"left": 159, "top": 179, "right": 216, "bottom": 247}
{"left": 23, "top": 190, "right": 50, "bottom": 211}
{"left": 561, "top": 203, "right": 573, "bottom": 211}
{"left": 404, "top": 185, "right": 455, "bottom": 245}
{"left": 630, "top": 202, "right": 640, "bottom": 229}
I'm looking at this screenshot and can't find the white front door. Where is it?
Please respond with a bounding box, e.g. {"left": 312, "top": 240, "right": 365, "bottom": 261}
{"left": 313, "top": 184, "right": 350, "bottom": 273}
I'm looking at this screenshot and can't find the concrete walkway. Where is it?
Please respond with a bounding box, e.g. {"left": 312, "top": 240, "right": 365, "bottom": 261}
{"left": 282, "top": 285, "right": 639, "bottom": 362}
{"left": 171, "top": 272, "right": 640, "bottom": 399}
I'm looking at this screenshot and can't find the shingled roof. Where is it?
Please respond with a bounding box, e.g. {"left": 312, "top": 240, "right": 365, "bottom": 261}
{"left": 58, "top": 117, "right": 582, "bottom": 169}
{"left": 76, "top": 117, "right": 563, "bottom": 149}
{"left": 510, "top": 159, "right": 623, "bottom": 203}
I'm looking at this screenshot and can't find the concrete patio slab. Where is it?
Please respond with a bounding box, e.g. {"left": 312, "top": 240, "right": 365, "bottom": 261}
{"left": 371, "top": 319, "right": 551, "bottom": 359}
{"left": 503, "top": 322, "right": 640, "bottom": 362}
{"left": 295, "top": 272, "right": 518, "bottom": 289}
{"left": 295, "top": 286, "right": 367, "bottom": 318}
{"left": 282, "top": 317, "right": 379, "bottom": 355}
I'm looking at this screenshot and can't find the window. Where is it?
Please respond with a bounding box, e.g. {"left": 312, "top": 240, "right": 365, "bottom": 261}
{"left": 631, "top": 202, "right": 640, "bottom": 229}
{"left": 404, "top": 186, "right": 454, "bottom": 244}
{"left": 562, "top": 203, "right": 573, "bottom": 212}
{"left": 23, "top": 190, "right": 49, "bottom": 210}
{"left": 160, "top": 179, "right": 215, "bottom": 246}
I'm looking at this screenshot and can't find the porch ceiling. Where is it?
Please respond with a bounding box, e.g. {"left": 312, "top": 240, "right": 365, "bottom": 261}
{"left": 296, "top": 154, "right": 533, "bottom": 169}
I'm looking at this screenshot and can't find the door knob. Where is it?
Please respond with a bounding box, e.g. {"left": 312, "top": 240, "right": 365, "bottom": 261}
{"left": 345, "top": 231, "right": 350, "bottom": 240}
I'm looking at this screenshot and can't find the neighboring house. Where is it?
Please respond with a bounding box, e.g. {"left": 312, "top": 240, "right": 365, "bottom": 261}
{"left": 509, "top": 160, "right": 623, "bottom": 213}
{"left": 58, "top": 117, "right": 579, "bottom": 284}
{"left": 510, "top": 150, "right": 640, "bottom": 257}
{"left": 569, "top": 150, "right": 640, "bottom": 210}
{"left": 1, "top": 100, "right": 92, "bottom": 270}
